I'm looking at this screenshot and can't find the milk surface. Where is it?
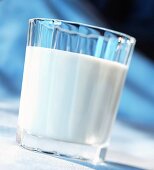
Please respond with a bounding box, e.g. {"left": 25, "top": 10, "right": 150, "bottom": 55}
{"left": 18, "top": 46, "right": 127, "bottom": 145}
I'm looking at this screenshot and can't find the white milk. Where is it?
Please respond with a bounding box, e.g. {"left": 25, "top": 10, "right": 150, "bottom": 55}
{"left": 18, "top": 46, "right": 127, "bottom": 145}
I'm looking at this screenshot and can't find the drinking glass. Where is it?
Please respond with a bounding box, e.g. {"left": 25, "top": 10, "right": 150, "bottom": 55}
{"left": 17, "top": 18, "right": 136, "bottom": 162}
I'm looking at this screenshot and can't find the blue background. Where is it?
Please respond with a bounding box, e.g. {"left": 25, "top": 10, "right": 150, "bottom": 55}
{"left": 0, "top": 0, "right": 154, "bottom": 131}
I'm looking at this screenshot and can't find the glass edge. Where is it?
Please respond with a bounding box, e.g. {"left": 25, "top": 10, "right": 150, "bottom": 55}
{"left": 29, "top": 18, "right": 136, "bottom": 44}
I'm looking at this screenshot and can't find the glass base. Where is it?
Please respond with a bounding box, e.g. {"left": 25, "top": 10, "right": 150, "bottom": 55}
{"left": 16, "top": 127, "right": 108, "bottom": 163}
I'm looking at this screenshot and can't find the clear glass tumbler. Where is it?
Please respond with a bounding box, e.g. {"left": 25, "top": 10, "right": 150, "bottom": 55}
{"left": 17, "top": 18, "right": 136, "bottom": 162}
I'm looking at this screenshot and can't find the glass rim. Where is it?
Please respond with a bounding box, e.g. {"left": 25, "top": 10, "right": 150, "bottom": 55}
{"left": 29, "top": 18, "right": 136, "bottom": 44}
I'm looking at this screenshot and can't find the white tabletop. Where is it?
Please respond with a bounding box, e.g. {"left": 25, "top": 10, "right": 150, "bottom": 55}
{"left": 0, "top": 99, "right": 153, "bottom": 170}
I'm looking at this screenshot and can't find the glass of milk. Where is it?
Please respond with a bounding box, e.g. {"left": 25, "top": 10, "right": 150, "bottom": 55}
{"left": 16, "top": 18, "right": 136, "bottom": 162}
